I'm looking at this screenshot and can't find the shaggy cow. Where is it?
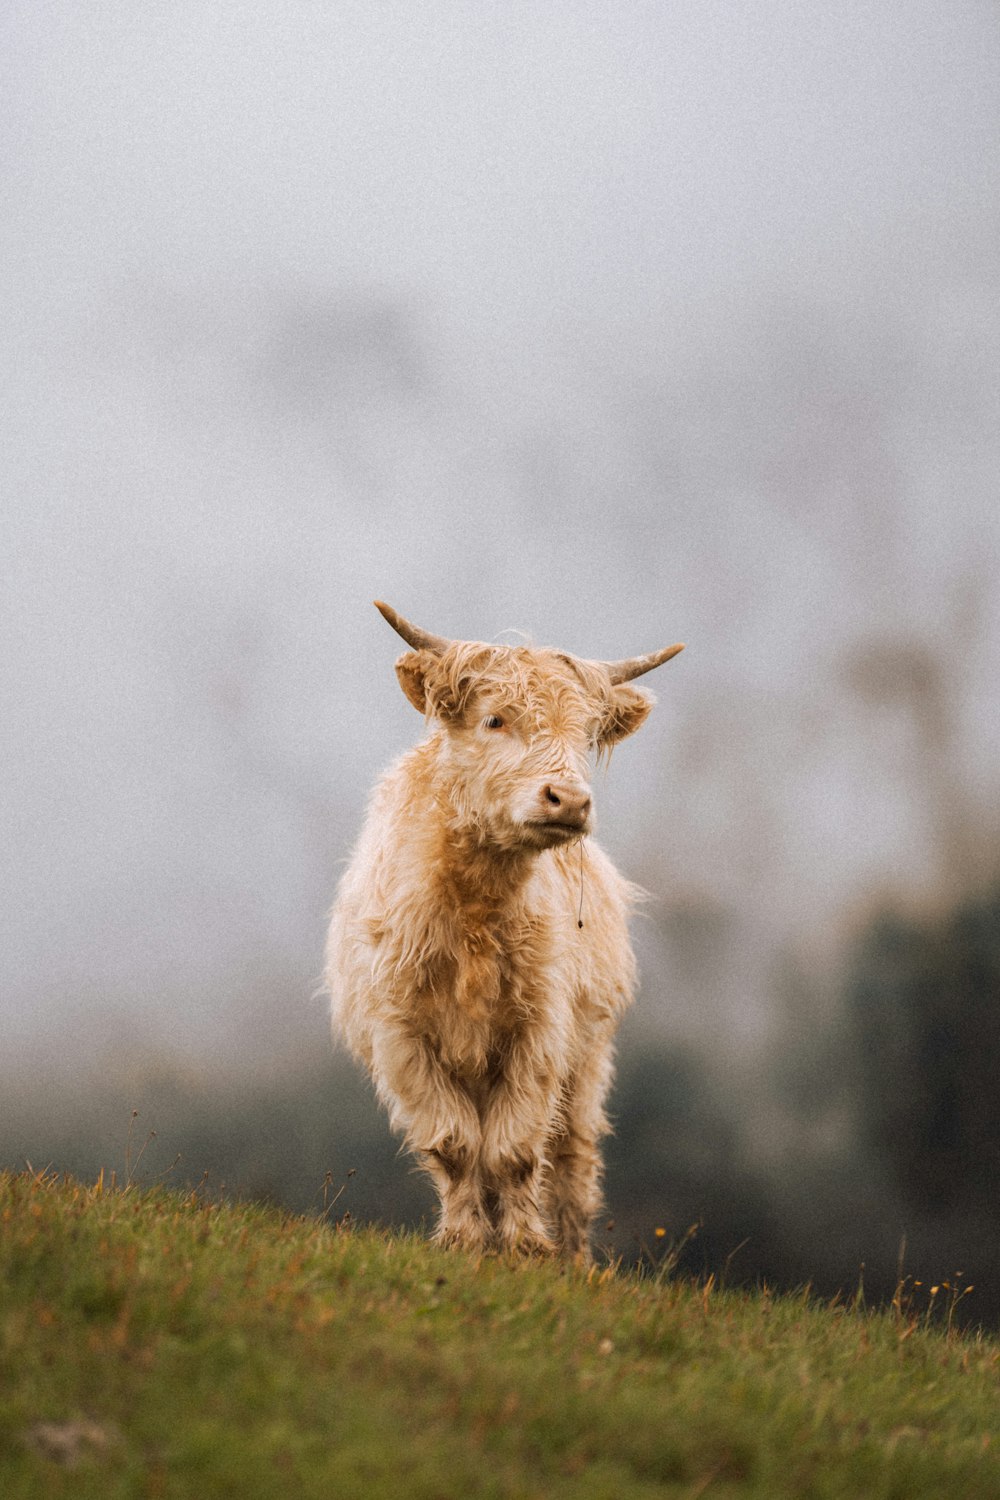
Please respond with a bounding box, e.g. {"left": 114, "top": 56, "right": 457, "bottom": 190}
{"left": 326, "top": 601, "right": 683, "bottom": 1259}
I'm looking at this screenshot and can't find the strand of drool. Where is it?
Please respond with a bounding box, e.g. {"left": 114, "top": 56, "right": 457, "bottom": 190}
{"left": 577, "top": 838, "right": 586, "bottom": 929}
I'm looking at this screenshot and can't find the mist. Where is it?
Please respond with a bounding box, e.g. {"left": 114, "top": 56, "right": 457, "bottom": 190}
{"left": 3, "top": 2, "right": 999, "bottom": 1299}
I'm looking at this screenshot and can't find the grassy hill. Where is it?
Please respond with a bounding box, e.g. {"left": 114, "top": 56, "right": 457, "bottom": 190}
{"left": 2, "top": 1170, "right": 999, "bottom": 1498}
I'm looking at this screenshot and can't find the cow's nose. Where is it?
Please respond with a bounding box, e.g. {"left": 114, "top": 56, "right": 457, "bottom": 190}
{"left": 540, "top": 781, "right": 592, "bottom": 828}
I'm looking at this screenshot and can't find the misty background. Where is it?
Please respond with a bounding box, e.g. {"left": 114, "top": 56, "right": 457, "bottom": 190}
{"left": 3, "top": 3, "right": 999, "bottom": 1311}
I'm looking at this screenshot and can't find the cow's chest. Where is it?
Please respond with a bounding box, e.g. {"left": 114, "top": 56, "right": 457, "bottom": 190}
{"left": 413, "top": 909, "right": 554, "bottom": 1075}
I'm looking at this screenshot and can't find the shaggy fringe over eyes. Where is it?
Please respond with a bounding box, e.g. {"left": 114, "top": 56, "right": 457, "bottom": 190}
{"left": 425, "top": 644, "right": 543, "bottom": 722}
{"left": 424, "top": 643, "right": 625, "bottom": 747}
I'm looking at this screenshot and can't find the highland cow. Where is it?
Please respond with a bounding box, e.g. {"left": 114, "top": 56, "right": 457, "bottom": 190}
{"left": 326, "top": 601, "right": 683, "bottom": 1259}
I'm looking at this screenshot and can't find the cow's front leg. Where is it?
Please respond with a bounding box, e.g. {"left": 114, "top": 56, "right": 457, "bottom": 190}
{"left": 486, "top": 1143, "right": 554, "bottom": 1257}
{"left": 546, "top": 1037, "right": 615, "bottom": 1263}
{"left": 481, "top": 1036, "right": 563, "bottom": 1256}
{"left": 369, "top": 1030, "right": 488, "bottom": 1251}
{"left": 419, "top": 1137, "right": 492, "bottom": 1252}
{"left": 546, "top": 1127, "right": 603, "bottom": 1263}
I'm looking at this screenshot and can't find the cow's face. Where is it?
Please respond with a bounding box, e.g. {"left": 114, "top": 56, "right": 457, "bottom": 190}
{"left": 394, "top": 644, "right": 654, "bottom": 851}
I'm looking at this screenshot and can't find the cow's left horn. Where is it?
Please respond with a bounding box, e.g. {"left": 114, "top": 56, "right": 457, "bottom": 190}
{"left": 601, "top": 642, "right": 685, "bottom": 684}
{"left": 374, "top": 600, "right": 452, "bottom": 655}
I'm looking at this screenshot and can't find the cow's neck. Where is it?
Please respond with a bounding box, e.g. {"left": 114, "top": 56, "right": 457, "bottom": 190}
{"left": 432, "top": 823, "right": 536, "bottom": 919}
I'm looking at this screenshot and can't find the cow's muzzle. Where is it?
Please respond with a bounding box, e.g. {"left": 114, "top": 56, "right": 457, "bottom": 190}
{"left": 531, "top": 779, "right": 592, "bottom": 835}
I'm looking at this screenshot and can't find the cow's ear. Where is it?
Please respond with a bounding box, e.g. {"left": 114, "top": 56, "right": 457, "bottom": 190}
{"left": 394, "top": 650, "right": 436, "bottom": 713}
{"left": 599, "top": 683, "right": 653, "bottom": 746}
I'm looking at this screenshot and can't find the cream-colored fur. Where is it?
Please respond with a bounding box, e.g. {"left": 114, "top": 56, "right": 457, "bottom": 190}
{"left": 326, "top": 633, "right": 668, "bottom": 1260}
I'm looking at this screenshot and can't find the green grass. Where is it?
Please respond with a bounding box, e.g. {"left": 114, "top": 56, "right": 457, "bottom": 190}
{"left": 2, "top": 1170, "right": 999, "bottom": 1498}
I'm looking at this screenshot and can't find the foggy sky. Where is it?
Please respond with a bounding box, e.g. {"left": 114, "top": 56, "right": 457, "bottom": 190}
{"left": 3, "top": 2, "right": 999, "bottom": 1071}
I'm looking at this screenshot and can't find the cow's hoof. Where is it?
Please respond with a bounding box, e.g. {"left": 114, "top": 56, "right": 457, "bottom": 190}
{"left": 434, "top": 1221, "right": 490, "bottom": 1254}
{"left": 503, "top": 1230, "right": 557, "bottom": 1259}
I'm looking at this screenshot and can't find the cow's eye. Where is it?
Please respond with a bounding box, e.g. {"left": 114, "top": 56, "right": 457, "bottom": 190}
{"left": 482, "top": 714, "right": 505, "bottom": 730}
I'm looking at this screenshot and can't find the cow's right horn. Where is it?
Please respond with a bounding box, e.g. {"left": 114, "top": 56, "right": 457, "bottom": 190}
{"left": 374, "top": 600, "right": 452, "bottom": 655}
{"left": 601, "top": 642, "right": 685, "bottom": 683}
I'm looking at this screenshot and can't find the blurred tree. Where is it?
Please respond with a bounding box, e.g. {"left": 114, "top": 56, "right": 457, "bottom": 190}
{"left": 847, "top": 881, "right": 1000, "bottom": 1216}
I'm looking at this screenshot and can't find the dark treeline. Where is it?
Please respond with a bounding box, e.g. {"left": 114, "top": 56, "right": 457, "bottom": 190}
{"left": 646, "top": 876, "right": 1000, "bottom": 1321}
{"left": 849, "top": 882, "right": 1000, "bottom": 1220}
{"left": 5, "top": 877, "right": 999, "bottom": 1323}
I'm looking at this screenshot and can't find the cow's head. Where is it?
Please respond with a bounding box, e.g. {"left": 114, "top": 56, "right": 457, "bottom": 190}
{"left": 375, "top": 600, "right": 684, "bottom": 853}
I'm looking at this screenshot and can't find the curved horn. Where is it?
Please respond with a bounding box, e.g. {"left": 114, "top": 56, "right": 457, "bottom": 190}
{"left": 601, "top": 642, "right": 685, "bottom": 684}
{"left": 373, "top": 599, "right": 452, "bottom": 655}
